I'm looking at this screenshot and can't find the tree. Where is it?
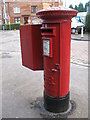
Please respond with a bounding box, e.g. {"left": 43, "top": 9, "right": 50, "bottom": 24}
{"left": 73, "top": 2, "right": 89, "bottom": 12}
{"left": 85, "top": 14, "right": 90, "bottom": 32}
{"left": 75, "top": 5, "right": 78, "bottom": 10}
{"left": 85, "top": 2, "right": 88, "bottom": 12}
{"left": 69, "top": 4, "right": 73, "bottom": 9}
{"left": 78, "top": 3, "right": 84, "bottom": 12}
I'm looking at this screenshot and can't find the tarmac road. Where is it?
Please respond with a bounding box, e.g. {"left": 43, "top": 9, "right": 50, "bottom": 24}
{"left": 0, "top": 30, "right": 88, "bottom": 118}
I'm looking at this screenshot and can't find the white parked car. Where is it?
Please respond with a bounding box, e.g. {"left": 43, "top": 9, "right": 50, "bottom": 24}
{"left": 71, "top": 17, "right": 85, "bottom": 34}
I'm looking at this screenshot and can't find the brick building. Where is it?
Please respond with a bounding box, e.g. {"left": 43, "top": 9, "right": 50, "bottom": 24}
{"left": 1, "top": 0, "right": 62, "bottom": 24}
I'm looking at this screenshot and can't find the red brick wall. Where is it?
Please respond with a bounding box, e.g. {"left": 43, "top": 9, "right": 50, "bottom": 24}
{"left": 5, "top": 2, "right": 43, "bottom": 23}
{"left": 0, "top": 0, "right": 2, "bottom": 24}
{"left": 2, "top": 1, "right": 60, "bottom": 24}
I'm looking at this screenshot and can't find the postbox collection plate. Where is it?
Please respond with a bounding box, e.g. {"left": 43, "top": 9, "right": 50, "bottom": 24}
{"left": 43, "top": 38, "right": 52, "bottom": 57}
{"left": 43, "top": 40, "right": 50, "bottom": 56}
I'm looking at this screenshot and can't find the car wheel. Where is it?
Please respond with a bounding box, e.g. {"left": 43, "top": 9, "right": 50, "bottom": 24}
{"left": 71, "top": 28, "right": 76, "bottom": 34}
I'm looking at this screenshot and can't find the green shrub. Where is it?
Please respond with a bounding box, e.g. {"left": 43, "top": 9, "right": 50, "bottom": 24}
{"left": 10, "top": 23, "right": 20, "bottom": 30}
{"left": 1, "top": 23, "right": 20, "bottom": 30}
{"left": 85, "top": 14, "right": 90, "bottom": 32}
{"left": 0, "top": 26, "right": 1, "bottom": 30}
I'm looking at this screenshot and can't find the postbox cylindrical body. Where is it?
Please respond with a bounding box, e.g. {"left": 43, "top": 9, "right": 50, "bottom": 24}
{"left": 36, "top": 6, "right": 77, "bottom": 113}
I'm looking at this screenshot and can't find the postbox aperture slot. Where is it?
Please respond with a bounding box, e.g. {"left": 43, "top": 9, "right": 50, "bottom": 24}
{"left": 41, "top": 27, "right": 56, "bottom": 36}
{"left": 43, "top": 38, "right": 52, "bottom": 57}
{"left": 42, "top": 29, "right": 53, "bottom": 34}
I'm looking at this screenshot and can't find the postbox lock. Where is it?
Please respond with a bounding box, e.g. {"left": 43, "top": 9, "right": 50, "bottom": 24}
{"left": 52, "top": 69, "right": 57, "bottom": 72}
{"left": 55, "top": 64, "right": 60, "bottom": 70}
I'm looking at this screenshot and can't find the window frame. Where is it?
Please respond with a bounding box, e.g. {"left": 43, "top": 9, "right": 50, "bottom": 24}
{"left": 14, "top": 7, "right": 20, "bottom": 14}
{"left": 31, "top": 6, "right": 37, "bottom": 13}
{"left": 14, "top": 17, "right": 21, "bottom": 23}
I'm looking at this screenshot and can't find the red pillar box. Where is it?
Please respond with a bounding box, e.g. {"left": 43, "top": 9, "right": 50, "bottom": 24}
{"left": 20, "top": 24, "right": 43, "bottom": 70}
{"left": 36, "top": 6, "right": 77, "bottom": 113}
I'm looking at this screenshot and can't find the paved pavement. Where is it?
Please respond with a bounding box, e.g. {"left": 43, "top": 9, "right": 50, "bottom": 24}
{"left": 71, "top": 33, "right": 89, "bottom": 41}
{"left": 71, "top": 33, "right": 90, "bottom": 67}
{"left": 71, "top": 39, "right": 88, "bottom": 67}
{"left": 0, "top": 30, "right": 88, "bottom": 118}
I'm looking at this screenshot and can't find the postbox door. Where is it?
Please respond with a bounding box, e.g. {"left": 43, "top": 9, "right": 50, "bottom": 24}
{"left": 41, "top": 24, "right": 60, "bottom": 97}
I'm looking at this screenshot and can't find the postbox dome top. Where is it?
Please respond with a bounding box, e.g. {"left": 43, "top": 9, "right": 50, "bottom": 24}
{"left": 36, "top": 6, "right": 77, "bottom": 23}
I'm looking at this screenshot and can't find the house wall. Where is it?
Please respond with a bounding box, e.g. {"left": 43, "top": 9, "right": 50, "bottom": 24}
{"left": 1, "top": 0, "right": 60, "bottom": 24}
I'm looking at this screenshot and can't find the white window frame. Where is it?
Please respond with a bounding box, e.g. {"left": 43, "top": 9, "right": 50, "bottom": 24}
{"left": 15, "top": 17, "right": 20, "bottom": 23}
{"left": 14, "top": 7, "right": 20, "bottom": 14}
{"left": 15, "top": 18, "right": 18, "bottom": 23}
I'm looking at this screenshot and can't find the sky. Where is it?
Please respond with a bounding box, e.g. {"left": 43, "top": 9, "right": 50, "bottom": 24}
{"left": 62, "top": 0, "right": 90, "bottom": 7}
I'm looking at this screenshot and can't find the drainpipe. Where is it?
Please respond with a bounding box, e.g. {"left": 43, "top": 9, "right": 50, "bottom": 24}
{"left": 3, "top": 0, "right": 7, "bottom": 30}
{"left": 7, "top": 2, "right": 11, "bottom": 30}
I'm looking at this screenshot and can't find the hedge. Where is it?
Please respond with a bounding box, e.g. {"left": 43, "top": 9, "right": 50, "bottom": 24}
{"left": 0, "top": 25, "right": 2, "bottom": 30}
{"left": 0, "top": 23, "right": 20, "bottom": 30}
{"left": 85, "top": 14, "right": 90, "bottom": 32}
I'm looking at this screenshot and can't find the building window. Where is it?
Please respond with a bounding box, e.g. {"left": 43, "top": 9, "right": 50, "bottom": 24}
{"left": 14, "top": 7, "right": 20, "bottom": 14}
{"left": 31, "top": 6, "right": 37, "bottom": 13}
{"left": 15, "top": 17, "right": 20, "bottom": 23}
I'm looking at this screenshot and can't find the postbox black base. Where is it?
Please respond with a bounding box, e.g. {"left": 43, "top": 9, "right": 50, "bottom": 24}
{"left": 44, "top": 91, "right": 70, "bottom": 113}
